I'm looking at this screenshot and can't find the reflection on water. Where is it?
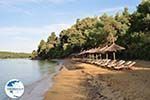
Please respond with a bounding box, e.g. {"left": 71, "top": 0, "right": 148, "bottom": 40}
{"left": 0, "top": 59, "right": 57, "bottom": 100}
{"left": 37, "top": 60, "right": 56, "bottom": 75}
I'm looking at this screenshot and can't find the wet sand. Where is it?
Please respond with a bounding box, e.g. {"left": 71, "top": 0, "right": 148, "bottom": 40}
{"left": 44, "top": 59, "right": 150, "bottom": 100}
{"left": 21, "top": 74, "right": 53, "bottom": 100}
{"left": 21, "top": 60, "right": 63, "bottom": 100}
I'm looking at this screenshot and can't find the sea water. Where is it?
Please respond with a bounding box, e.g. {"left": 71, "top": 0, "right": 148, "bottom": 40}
{"left": 0, "top": 59, "right": 59, "bottom": 100}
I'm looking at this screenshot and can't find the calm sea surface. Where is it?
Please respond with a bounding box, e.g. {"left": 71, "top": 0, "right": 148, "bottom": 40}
{"left": 0, "top": 59, "right": 58, "bottom": 100}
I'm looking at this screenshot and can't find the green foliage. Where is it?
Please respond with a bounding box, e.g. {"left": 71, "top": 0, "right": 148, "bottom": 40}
{"left": 0, "top": 51, "right": 31, "bottom": 59}
{"left": 33, "top": 1, "right": 150, "bottom": 60}
{"left": 31, "top": 50, "right": 37, "bottom": 59}
{"left": 130, "top": 0, "right": 150, "bottom": 33}
{"left": 137, "top": 0, "right": 150, "bottom": 15}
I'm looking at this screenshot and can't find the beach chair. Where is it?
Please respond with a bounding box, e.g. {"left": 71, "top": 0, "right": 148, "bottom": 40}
{"left": 114, "top": 61, "right": 136, "bottom": 70}
{"left": 86, "top": 59, "right": 92, "bottom": 63}
{"left": 93, "top": 59, "right": 99, "bottom": 65}
{"left": 97, "top": 59, "right": 104, "bottom": 65}
{"left": 91, "top": 60, "right": 97, "bottom": 64}
{"left": 123, "top": 61, "right": 136, "bottom": 70}
{"left": 113, "top": 61, "right": 130, "bottom": 70}
{"left": 113, "top": 60, "right": 126, "bottom": 69}
{"left": 90, "top": 59, "right": 95, "bottom": 64}
{"left": 107, "top": 60, "right": 117, "bottom": 68}
{"left": 101, "top": 59, "right": 111, "bottom": 67}
{"left": 94, "top": 60, "right": 100, "bottom": 65}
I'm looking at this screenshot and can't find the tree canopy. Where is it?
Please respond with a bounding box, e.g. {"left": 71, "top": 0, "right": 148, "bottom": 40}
{"left": 32, "top": 0, "right": 150, "bottom": 60}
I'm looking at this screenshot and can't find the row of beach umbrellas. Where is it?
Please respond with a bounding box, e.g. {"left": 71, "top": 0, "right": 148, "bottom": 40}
{"left": 77, "top": 43, "right": 125, "bottom": 60}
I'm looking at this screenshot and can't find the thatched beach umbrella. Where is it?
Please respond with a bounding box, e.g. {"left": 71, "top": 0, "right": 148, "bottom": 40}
{"left": 89, "top": 48, "right": 97, "bottom": 59}
{"left": 97, "top": 45, "right": 109, "bottom": 59}
{"left": 89, "top": 48, "right": 102, "bottom": 59}
{"left": 105, "top": 43, "right": 125, "bottom": 60}
{"left": 78, "top": 50, "right": 86, "bottom": 56}
{"left": 82, "top": 48, "right": 98, "bottom": 59}
{"left": 78, "top": 49, "right": 94, "bottom": 59}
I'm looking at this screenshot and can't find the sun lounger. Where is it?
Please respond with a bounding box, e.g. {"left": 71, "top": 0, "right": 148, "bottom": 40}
{"left": 114, "top": 61, "right": 136, "bottom": 70}
{"left": 90, "top": 60, "right": 94, "bottom": 64}
{"left": 86, "top": 59, "right": 92, "bottom": 63}
{"left": 101, "top": 59, "right": 111, "bottom": 67}
{"left": 123, "top": 61, "right": 136, "bottom": 69}
{"left": 94, "top": 60, "right": 101, "bottom": 65}
{"left": 113, "top": 60, "right": 126, "bottom": 69}
{"left": 93, "top": 60, "right": 100, "bottom": 65}
{"left": 107, "top": 60, "right": 117, "bottom": 68}
{"left": 97, "top": 59, "right": 105, "bottom": 65}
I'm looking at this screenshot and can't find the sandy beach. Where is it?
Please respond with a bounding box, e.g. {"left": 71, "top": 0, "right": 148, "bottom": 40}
{"left": 44, "top": 59, "right": 150, "bottom": 100}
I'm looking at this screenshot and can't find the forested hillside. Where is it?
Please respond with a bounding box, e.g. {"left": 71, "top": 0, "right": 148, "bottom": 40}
{"left": 0, "top": 51, "right": 31, "bottom": 59}
{"left": 32, "top": 0, "right": 150, "bottom": 60}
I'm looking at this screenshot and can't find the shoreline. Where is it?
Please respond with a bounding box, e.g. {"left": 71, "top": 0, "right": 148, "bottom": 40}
{"left": 20, "top": 60, "right": 63, "bottom": 100}
{"left": 44, "top": 59, "right": 150, "bottom": 100}
{"left": 44, "top": 59, "right": 88, "bottom": 100}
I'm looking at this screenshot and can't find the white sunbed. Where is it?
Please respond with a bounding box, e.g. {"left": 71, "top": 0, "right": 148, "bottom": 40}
{"left": 107, "top": 60, "right": 117, "bottom": 68}
{"left": 97, "top": 59, "right": 105, "bottom": 65}
{"left": 101, "top": 59, "right": 111, "bottom": 67}
{"left": 113, "top": 60, "right": 126, "bottom": 69}
{"left": 94, "top": 60, "right": 100, "bottom": 65}
{"left": 123, "top": 61, "right": 136, "bottom": 69}
{"left": 114, "top": 61, "right": 136, "bottom": 70}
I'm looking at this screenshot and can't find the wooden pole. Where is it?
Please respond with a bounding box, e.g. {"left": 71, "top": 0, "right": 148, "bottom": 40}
{"left": 93, "top": 54, "right": 95, "bottom": 60}
{"left": 92, "top": 54, "right": 94, "bottom": 59}
{"left": 96, "top": 54, "right": 98, "bottom": 60}
{"left": 106, "top": 53, "right": 108, "bottom": 59}
{"left": 113, "top": 52, "right": 116, "bottom": 60}
{"left": 99, "top": 54, "right": 102, "bottom": 59}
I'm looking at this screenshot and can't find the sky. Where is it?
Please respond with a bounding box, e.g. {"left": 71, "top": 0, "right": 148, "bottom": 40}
{"left": 0, "top": 0, "right": 141, "bottom": 53}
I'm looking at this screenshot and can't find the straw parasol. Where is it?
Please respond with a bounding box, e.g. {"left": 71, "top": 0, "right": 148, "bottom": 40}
{"left": 87, "top": 48, "right": 98, "bottom": 59}
{"left": 78, "top": 48, "right": 100, "bottom": 59}
{"left": 78, "top": 48, "right": 97, "bottom": 59}
{"left": 86, "top": 48, "right": 97, "bottom": 54}
{"left": 85, "top": 46, "right": 109, "bottom": 59}
{"left": 93, "top": 47, "right": 101, "bottom": 59}
{"left": 96, "top": 45, "right": 109, "bottom": 59}
{"left": 105, "top": 43, "right": 125, "bottom": 60}
{"left": 78, "top": 50, "right": 87, "bottom": 55}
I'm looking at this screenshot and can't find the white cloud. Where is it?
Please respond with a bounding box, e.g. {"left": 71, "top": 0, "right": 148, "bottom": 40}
{"left": 0, "top": 0, "right": 78, "bottom": 15}
{"left": 0, "top": 0, "right": 77, "bottom": 5}
{"left": 46, "top": 0, "right": 78, "bottom": 4}
{"left": 0, "top": 0, "right": 33, "bottom": 15}
{"left": 0, "top": 23, "right": 71, "bottom": 36}
{"left": 89, "top": 6, "right": 135, "bottom": 16}
{"left": 0, "top": 23, "right": 71, "bottom": 52}
{"left": 98, "top": 7, "right": 125, "bottom": 13}
{"left": 100, "top": 6, "right": 136, "bottom": 14}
